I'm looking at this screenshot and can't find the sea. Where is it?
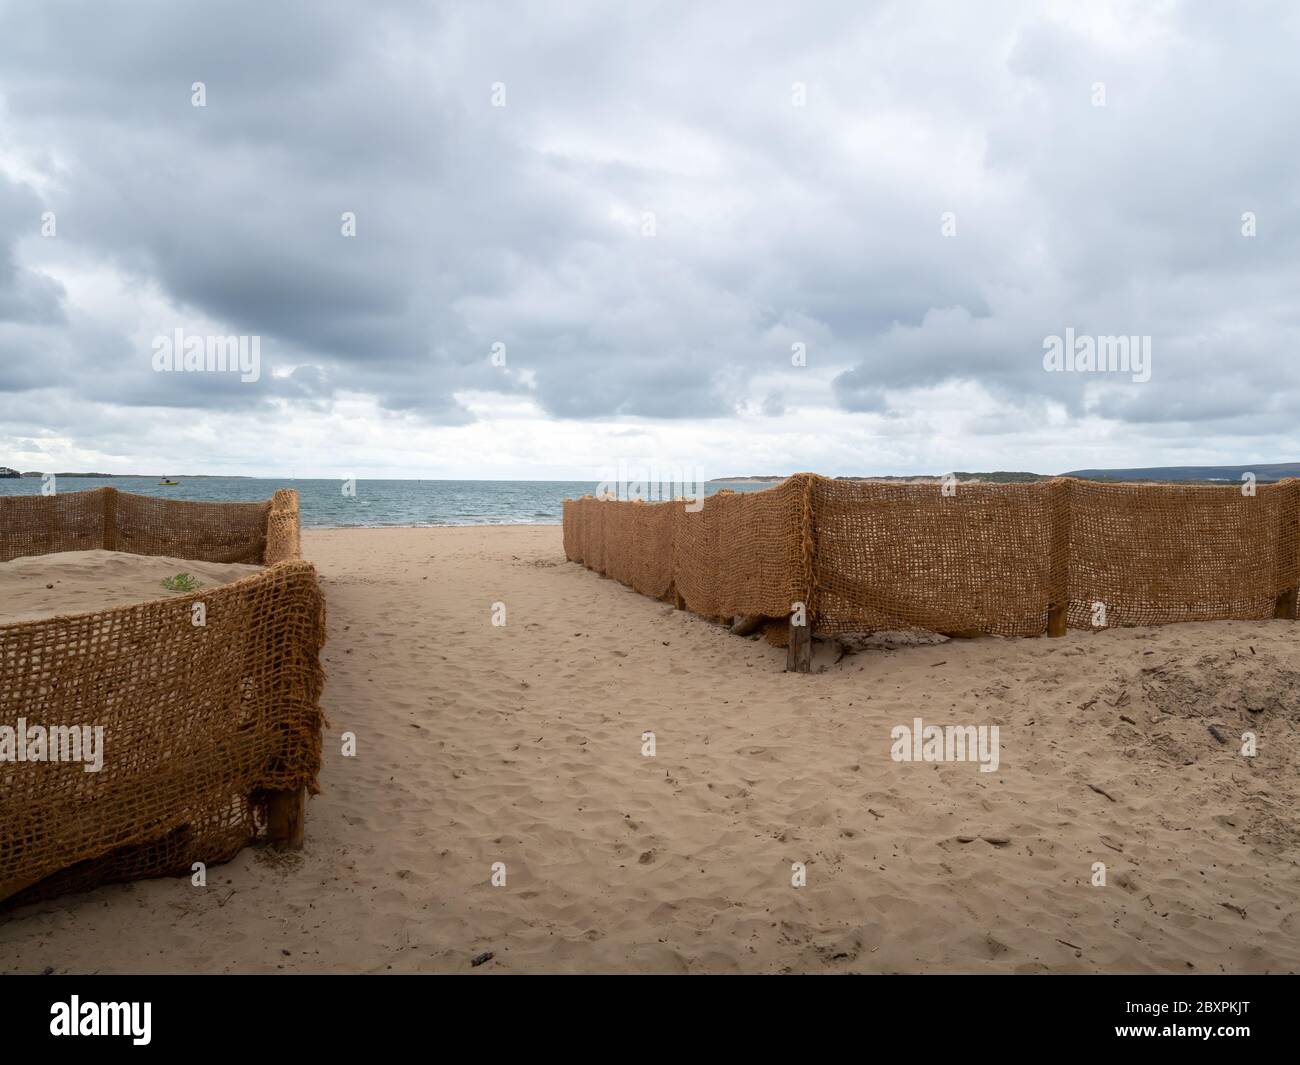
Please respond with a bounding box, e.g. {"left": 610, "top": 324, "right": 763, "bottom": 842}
{"left": 0, "top": 476, "right": 774, "bottom": 528}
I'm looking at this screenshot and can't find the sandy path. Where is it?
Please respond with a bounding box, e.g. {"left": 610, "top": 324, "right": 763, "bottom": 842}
{"left": 2, "top": 525, "right": 1298, "bottom": 973}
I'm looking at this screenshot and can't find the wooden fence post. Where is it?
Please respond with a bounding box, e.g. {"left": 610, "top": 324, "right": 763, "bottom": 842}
{"left": 1275, "top": 478, "right": 1299, "bottom": 619}
{"left": 786, "top": 611, "right": 812, "bottom": 672}
{"left": 266, "top": 788, "right": 305, "bottom": 849}
{"left": 1275, "top": 588, "right": 1297, "bottom": 620}
{"left": 786, "top": 474, "right": 817, "bottom": 673}
{"left": 1047, "top": 478, "right": 1069, "bottom": 637}
{"left": 102, "top": 487, "right": 118, "bottom": 551}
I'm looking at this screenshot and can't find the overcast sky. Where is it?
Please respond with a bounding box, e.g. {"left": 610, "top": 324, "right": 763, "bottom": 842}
{"left": 1, "top": 0, "right": 1298, "bottom": 479}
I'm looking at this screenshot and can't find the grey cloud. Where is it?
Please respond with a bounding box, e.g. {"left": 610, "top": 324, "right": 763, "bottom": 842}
{"left": 0, "top": 176, "right": 67, "bottom": 332}
{"left": 1, "top": 0, "right": 1298, "bottom": 461}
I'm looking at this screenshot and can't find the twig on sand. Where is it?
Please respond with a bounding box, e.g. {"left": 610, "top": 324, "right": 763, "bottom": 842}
{"left": 1087, "top": 783, "right": 1118, "bottom": 802}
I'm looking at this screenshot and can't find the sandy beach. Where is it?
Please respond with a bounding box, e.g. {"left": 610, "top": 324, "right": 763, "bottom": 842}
{"left": 2, "top": 525, "right": 1298, "bottom": 974}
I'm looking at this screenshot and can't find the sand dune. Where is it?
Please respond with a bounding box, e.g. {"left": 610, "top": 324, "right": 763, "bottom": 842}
{"left": 0, "top": 550, "right": 262, "bottom": 625}
{"left": 1, "top": 526, "right": 1297, "bottom": 973}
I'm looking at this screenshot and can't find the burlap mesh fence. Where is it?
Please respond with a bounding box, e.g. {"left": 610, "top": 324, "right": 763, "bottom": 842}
{"left": 1, "top": 487, "right": 271, "bottom": 564}
{"left": 564, "top": 474, "right": 1299, "bottom": 639}
{"left": 1, "top": 487, "right": 325, "bottom": 907}
{"left": 265, "top": 488, "right": 303, "bottom": 565}
{"left": 812, "top": 477, "right": 1057, "bottom": 635}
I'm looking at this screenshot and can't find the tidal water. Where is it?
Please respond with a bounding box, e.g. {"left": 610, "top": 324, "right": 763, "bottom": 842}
{"left": 0, "top": 476, "right": 773, "bottom": 528}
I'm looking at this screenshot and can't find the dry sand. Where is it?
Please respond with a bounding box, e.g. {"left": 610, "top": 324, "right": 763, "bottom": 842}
{"left": 2, "top": 526, "right": 1298, "bottom": 973}
{"left": 0, "top": 549, "right": 263, "bottom": 625}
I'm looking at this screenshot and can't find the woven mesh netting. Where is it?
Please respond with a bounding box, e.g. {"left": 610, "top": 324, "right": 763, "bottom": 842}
{"left": 564, "top": 474, "right": 1298, "bottom": 638}
{"left": 1, "top": 488, "right": 325, "bottom": 906}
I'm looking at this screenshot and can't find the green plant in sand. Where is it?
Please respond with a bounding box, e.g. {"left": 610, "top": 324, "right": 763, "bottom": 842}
{"left": 161, "top": 573, "right": 201, "bottom": 593}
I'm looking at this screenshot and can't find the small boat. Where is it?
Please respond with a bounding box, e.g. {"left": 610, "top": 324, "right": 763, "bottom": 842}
{"left": 158, "top": 478, "right": 179, "bottom": 486}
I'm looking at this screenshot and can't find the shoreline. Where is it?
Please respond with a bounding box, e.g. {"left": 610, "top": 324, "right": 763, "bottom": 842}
{"left": 301, "top": 519, "right": 563, "bottom": 530}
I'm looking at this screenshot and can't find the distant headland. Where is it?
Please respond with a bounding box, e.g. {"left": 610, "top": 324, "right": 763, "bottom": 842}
{"left": 712, "top": 463, "right": 1300, "bottom": 485}
{"left": 0, "top": 469, "right": 113, "bottom": 478}
{"left": 0, "top": 470, "right": 243, "bottom": 479}
{"left": 711, "top": 472, "right": 1045, "bottom": 484}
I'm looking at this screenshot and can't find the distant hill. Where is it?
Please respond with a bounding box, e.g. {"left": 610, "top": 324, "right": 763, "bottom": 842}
{"left": 1063, "top": 462, "right": 1300, "bottom": 483}
{"left": 712, "top": 472, "right": 1048, "bottom": 483}
{"left": 16, "top": 471, "right": 113, "bottom": 478}
{"left": 950, "top": 471, "right": 1045, "bottom": 483}
{"left": 712, "top": 464, "right": 1300, "bottom": 485}
{"left": 708, "top": 476, "right": 785, "bottom": 483}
